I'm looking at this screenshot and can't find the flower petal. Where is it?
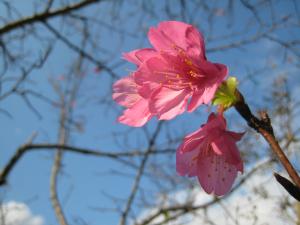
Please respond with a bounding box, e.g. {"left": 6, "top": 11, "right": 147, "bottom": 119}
{"left": 137, "top": 82, "right": 159, "bottom": 99}
{"left": 123, "top": 48, "right": 157, "bottom": 66}
{"left": 176, "top": 148, "right": 199, "bottom": 177}
{"left": 202, "top": 83, "right": 220, "bottom": 104}
{"left": 226, "top": 131, "right": 245, "bottom": 141}
{"left": 178, "top": 134, "right": 207, "bottom": 154}
{"left": 187, "top": 89, "right": 205, "bottom": 112}
{"left": 134, "top": 56, "right": 182, "bottom": 87}
{"left": 200, "top": 61, "right": 228, "bottom": 82}
{"left": 149, "top": 87, "right": 190, "bottom": 120}
{"left": 197, "top": 154, "right": 238, "bottom": 196}
{"left": 206, "top": 113, "right": 227, "bottom": 130}
{"left": 210, "top": 135, "right": 243, "bottom": 171}
{"left": 118, "top": 99, "right": 152, "bottom": 127}
{"left": 185, "top": 26, "right": 206, "bottom": 60}
{"left": 113, "top": 76, "right": 140, "bottom": 107}
{"left": 148, "top": 21, "right": 189, "bottom": 51}
{"left": 148, "top": 21, "right": 205, "bottom": 60}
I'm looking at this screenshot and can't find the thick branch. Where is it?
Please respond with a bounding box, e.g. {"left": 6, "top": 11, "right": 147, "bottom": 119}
{"left": 0, "top": 0, "right": 101, "bottom": 35}
{"left": 234, "top": 90, "right": 300, "bottom": 188}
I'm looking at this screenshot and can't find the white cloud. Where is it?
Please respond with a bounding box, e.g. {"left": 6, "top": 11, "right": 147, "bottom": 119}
{"left": 137, "top": 168, "right": 297, "bottom": 225}
{"left": 0, "top": 201, "right": 44, "bottom": 225}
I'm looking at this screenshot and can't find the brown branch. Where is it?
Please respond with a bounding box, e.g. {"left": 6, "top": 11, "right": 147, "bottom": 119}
{"left": 0, "top": 0, "right": 101, "bottom": 35}
{"left": 234, "top": 90, "right": 300, "bottom": 188}
{"left": 0, "top": 143, "right": 173, "bottom": 186}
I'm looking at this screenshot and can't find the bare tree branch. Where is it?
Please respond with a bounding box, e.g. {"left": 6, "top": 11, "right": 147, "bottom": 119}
{"left": 119, "top": 122, "right": 163, "bottom": 225}
{"left": 50, "top": 94, "right": 69, "bottom": 225}
{"left": 43, "top": 21, "right": 118, "bottom": 78}
{"left": 234, "top": 90, "right": 300, "bottom": 188}
{"left": 0, "top": 0, "right": 102, "bottom": 35}
{"left": 0, "top": 143, "right": 173, "bottom": 186}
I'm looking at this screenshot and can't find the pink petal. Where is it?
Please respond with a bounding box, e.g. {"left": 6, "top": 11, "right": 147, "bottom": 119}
{"left": 182, "top": 113, "right": 226, "bottom": 143}
{"left": 206, "top": 113, "right": 227, "bottom": 130}
{"left": 148, "top": 21, "right": 189, "bottom": 51}
{"left": 176, "top": 148, "right": 199, "bottom": 177}
{"left": 123, "top": 48, "right": 157, "bottom": 66}
{"left": 184, "top": 123, "right": 206, "bottom": 139}
{"left": 197, "top": 154, "right": 238, "bottom": 196}
{"left": 158, "top": 98, "right": 188, "bottom": 120}
{"left": 134, "top": 56, "right": 180, "bottom": 86}
{"left": 135, "top": 48, "right": 158, "bottom": 63}
{"left": 148, "top": 21, "right": 205, "bottom": 60}
{"left": 187, "top": 89, "right": 205, "bottom": 112}
{"left": 118, "top": 99, "right": 152, "bottom": 127}
{"left": 213, "top": 63, "right": 229, "bottom": 79}
{"left": 134, "top": 57, "right": 165, "bottom": 85}
{"left": 181, "top": 113, "right": 224, "bottom": 141}
{"left": 113, "top": 76, "right": 140, "bottom": 107}
{"left": 199, "top": 61, "right": 228, "bottom": 82}
{"left": 226, "top": 131, "right": 245, "bottom": 141}
{"left": 185, "top": 26, "right": 206, "bottom": 60}
{"left": 137, "top": 82, "right": 159, "bottom": 99}
{"left": 210, "top": 136, "right": 243, "bottom": 170}
{"left": 178, "top": 134, "right": 207, "bottom": 154}
{"left": 187, "top": 68, "right": 225, "bottom": 112}
{"left": 149, "top": 87, "right": 190, "bottom": 120}
{"left": 202, "top": 83, "right": 219, "bottom": 104}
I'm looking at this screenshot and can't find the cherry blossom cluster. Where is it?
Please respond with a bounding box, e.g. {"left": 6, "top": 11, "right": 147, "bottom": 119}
{"left": 113, "top": 21, "right": 244, "bottom": 196}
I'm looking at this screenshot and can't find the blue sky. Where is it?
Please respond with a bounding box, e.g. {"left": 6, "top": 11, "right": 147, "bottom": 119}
{"left": 1, "top": 1, "right": 300, "bottom": 224}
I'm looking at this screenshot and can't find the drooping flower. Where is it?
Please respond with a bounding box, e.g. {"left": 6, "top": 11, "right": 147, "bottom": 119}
{"left": 113, "top": 21, "right": 227, "bottom": 126}
{"left": 176, "top": 113, "right": 244, "bottom": 196}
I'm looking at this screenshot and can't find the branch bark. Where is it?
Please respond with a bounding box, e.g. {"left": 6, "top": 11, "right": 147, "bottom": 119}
{"left": 50, "top": 101, "right": 69, "bottom": 225}
{"left": 234, "top": 90, "right": 300, "bottom": 189}
{"left": 0, "top": 0, "right": 101, "bottom": 35}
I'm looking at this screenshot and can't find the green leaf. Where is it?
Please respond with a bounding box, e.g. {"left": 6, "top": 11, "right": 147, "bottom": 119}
{"left": 212, "top": 76, "right": 239, "bottom": 110}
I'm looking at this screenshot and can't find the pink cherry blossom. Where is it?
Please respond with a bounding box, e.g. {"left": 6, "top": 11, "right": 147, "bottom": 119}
{"left": 134, "top": 21, "right": 228, "bottom": 120}
{"left": 113, "top": 21, "right": 227, "bottom": 126}
{"left": 176, "top": 113, "right": 244, "bottom": 196}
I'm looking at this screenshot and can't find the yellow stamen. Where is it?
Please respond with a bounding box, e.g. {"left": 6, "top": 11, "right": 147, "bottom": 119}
{"left": 185, "top": 59, "right": 193, "bottom": 66}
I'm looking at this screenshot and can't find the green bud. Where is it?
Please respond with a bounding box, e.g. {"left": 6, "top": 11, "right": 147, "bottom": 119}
{"left": 212, "top": 76, "right": 239, "bottom": 110}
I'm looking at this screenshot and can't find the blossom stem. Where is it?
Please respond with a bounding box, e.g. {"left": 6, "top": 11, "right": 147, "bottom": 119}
{"left": 234, "top": 90, "right": 300, "bottom": 189}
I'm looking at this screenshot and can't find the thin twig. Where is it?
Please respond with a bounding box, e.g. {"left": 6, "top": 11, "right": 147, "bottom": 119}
{"left": 0, "top": 144, "right": 173, "bottom": 186}
{"left": 43, "top": 22, "right": 118, "bottom": 78}
{"left": 119, "top": 122, "right": 163, "bottom": 225}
